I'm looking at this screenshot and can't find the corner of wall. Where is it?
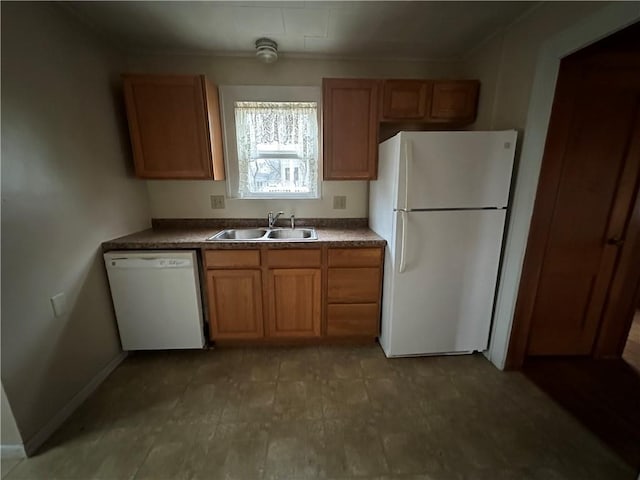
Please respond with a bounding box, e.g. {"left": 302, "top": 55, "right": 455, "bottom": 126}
{"left": 1, "top": 383, "right": 25, "bottom": 458}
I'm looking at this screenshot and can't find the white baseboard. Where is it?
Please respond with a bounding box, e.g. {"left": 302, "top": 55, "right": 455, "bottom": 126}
{"left": 23, "top": 351, "right": 128, "bottom": 456}
{"left": 0, "top": 444, "right": 26, "bottom": 459}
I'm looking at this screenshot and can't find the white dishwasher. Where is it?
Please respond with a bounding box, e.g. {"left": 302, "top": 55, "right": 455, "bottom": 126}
{"left": 104, "top": 250, "right": 205, "bottom": 350}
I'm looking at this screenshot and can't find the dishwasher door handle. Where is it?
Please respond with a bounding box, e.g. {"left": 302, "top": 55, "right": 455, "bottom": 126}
{"left": 108, "top": 258, "right": 193, "bottom": 269}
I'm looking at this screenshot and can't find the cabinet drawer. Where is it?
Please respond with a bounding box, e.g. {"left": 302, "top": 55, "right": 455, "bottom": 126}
{"left": 327, "top": 304, "right": 379, "bottom": 336}
{"left": 266, "top": 249, "right": 321, "bottom": 268}
{"left": 328, "top": 268, "right": 381, "bottom": 303}
{"left": 205, "top": 250, "right": 260, "bottom": 268}
{"left": 328, "top": 248, "right": 382, "bottom": 267}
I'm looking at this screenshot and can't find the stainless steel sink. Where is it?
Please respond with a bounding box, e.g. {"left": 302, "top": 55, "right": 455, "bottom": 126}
{"left": 206, "top": 228, "right": 268, "bottom": 241}
{"left": 266, "top": 228, "right": 317, "bottom": 240}
{"left": 206, "top": 227, "right": 317, "bottom": 242}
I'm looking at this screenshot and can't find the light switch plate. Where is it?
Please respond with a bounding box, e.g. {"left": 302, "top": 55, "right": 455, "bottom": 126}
{"left": 210, "top": 195, "right": 225, "bottom": 209}
{"left": 50, "top": 292, "right": 67, "bottom": 317}
{"left": 333, "top": 195, "right": 347, "bottom": 210}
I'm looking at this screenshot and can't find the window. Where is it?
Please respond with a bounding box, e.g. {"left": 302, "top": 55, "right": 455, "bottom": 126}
{"left": 235, "top": 101, "right": 318, "bottom": 197}
{"left": 219, "top": 86, "right": 322, "bottom": 199}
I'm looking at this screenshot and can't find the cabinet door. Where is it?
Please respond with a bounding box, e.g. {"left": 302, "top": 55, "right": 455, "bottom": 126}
{"left": 123, "top": 74, "right": 225, "bottom": 179}
{"left": 429, "top": 80, "right": 479, "bottom": 123}
{"left": 207, "top": 269, "right": 263, "bottom": 339}
{"left": 267, "top": 268, "right": 321, "bottom": 337}
{"left": 323, "top": 78, "right": 379, "bottom": 180}
{"left": 382, "top": 80, "right": 430, "bottom": 120}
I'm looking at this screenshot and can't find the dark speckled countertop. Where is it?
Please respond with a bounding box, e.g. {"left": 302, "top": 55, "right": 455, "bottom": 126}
{"left": 102, "top": 219, "right": 385, "bottom": 251}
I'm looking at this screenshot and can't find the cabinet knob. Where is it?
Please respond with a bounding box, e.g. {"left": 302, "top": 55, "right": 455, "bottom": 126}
{"left": 606, "top": 237, "right": 624, "bottom": 247}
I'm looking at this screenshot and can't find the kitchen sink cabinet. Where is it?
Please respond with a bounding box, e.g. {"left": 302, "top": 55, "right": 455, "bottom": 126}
{"left": 323, "top": 78, "right": 380, "bottom": 180}
{"left": 204, "top": 249, "right": 263, "bottom": 340}
{"left": 202, "top": 245, "right": 383, "bottom": 343}
{"left": 206, "top": 269, "right": 264, "bottom": 339}
{"left": 267, "top": 268, "right": 321, "bottom": 337}
{"left": 122, "top": 74, "right": 225, "bottom": 180}
{"left": 266, "top": 248, "right": 322, "bottom": 338}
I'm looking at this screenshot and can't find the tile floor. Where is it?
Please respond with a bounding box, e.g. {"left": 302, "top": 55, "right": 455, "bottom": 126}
{"left": 1, "top": 345, "right": 636, "bottom": 480}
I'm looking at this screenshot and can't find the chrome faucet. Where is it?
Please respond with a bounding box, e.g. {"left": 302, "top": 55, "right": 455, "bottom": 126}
{"left": 290, "top": 214, "right": 295, "bottom": 229}
{"left": 268, "top": 211, "right": 284, "bottom": 229}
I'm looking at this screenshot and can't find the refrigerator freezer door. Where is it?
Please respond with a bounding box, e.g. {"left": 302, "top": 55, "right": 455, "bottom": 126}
{"left": 370, "top": 134, "right": 401, "bottom": 245}
{"left": 380, "top": 210, "right": 506, "bottom": 357}
{"left": 400, "top": 130, "right": 517, "bottom": 209}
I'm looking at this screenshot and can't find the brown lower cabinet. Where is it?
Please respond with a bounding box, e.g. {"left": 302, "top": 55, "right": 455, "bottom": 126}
{"left": 326, "top": 304, "right": 379, "bottom": 337}
{"left": 206, "top": 269, "right": 263, "bottom": 339}
{"left": 203, "top": 246, "right": 384, "bottom": 343}
{"left": 267, "top": 268, "right": 321, "bottom": 337}
{"left": 204, "top": 249, "right": 263, "bottom": 339}
{"left": 326, "top": 248, "right": 383, "bottom": 338}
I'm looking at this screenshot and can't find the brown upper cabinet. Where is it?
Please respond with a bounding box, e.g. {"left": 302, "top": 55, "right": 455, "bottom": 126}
{"left": 381, "top": 79, "right": 479, "bottom": 124}
{"left": 429, "top": 80, "right": 479, "bottom": 123}
{"left": 323, "top": 77, "right": 479, "bottom": 180}
{"left": 323, "top": 78, "right": 380, "bottom": 180}
{"left": 122, "top": 74, "right": 225, "bottom": 180}
{"left": 382, "top": 80, "right": 431, "bottom": 120}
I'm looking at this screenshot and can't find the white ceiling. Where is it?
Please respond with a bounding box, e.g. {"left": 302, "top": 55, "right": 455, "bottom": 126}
{"left": 64, "top": 1, "right": 538, "bottom": 61}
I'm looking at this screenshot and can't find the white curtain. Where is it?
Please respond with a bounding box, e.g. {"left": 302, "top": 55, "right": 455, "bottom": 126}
{"left": 234, "top": 101, "right": 318, "bottom": 197}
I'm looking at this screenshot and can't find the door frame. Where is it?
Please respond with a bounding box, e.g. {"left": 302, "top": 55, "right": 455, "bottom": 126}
{"left": 504, "top": 26, "right": 640, "bottom": 368}
{"left": 486, "top": 4, "right": 640, "bottom": 370}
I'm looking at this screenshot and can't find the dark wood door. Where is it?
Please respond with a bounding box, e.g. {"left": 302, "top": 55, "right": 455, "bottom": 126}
{"left": 524, "top": 49, "right": 640, "bottom": 356}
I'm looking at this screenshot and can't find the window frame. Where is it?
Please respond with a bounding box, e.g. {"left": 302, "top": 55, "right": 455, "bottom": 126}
{"left": 219, "top": 85, "right": 323, "bottom": 199}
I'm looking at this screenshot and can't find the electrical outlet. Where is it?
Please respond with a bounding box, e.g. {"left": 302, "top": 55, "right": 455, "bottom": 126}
{"left": 210, "top": 195, "right": 225, "bottom": 209}
{"left": 333, "top": 195, "right": 347, "bottom": 210}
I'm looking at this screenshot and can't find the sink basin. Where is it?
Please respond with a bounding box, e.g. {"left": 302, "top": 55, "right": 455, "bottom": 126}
{"left": 206, "top": 228, "right": 268, "bottom": 241}
{"left": 266, "top": 228, "right": 317, "bottom": 240}
{"left": 206, "top": 227, "right": 317, "bottom": 242}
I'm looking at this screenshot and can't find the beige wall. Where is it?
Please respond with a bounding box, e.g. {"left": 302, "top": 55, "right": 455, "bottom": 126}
{"left": 127, "top": 54, "right": 463, "bottom": 218}
{"left": 1, "top": 384, "right": 22, "bottom": 446}
{"left": 1, "top": 2, "right": 150, "bottom": 444}
{"left": 463, "top": 2, "right": 610, "bottom": 131}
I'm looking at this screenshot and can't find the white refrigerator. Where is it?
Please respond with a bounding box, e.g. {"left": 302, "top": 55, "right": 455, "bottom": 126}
{"left": 370, "top": 130, "right": 517, "bottom": 357}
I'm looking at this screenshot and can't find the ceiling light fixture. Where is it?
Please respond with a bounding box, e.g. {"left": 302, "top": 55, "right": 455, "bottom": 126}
{"left": 255, "top": 38, "right": 278, "bottom": 64}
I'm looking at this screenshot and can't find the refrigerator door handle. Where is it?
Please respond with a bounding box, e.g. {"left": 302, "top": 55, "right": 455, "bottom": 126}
{"left": 399, "top": 210, "right": 408, "bottom": 273}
